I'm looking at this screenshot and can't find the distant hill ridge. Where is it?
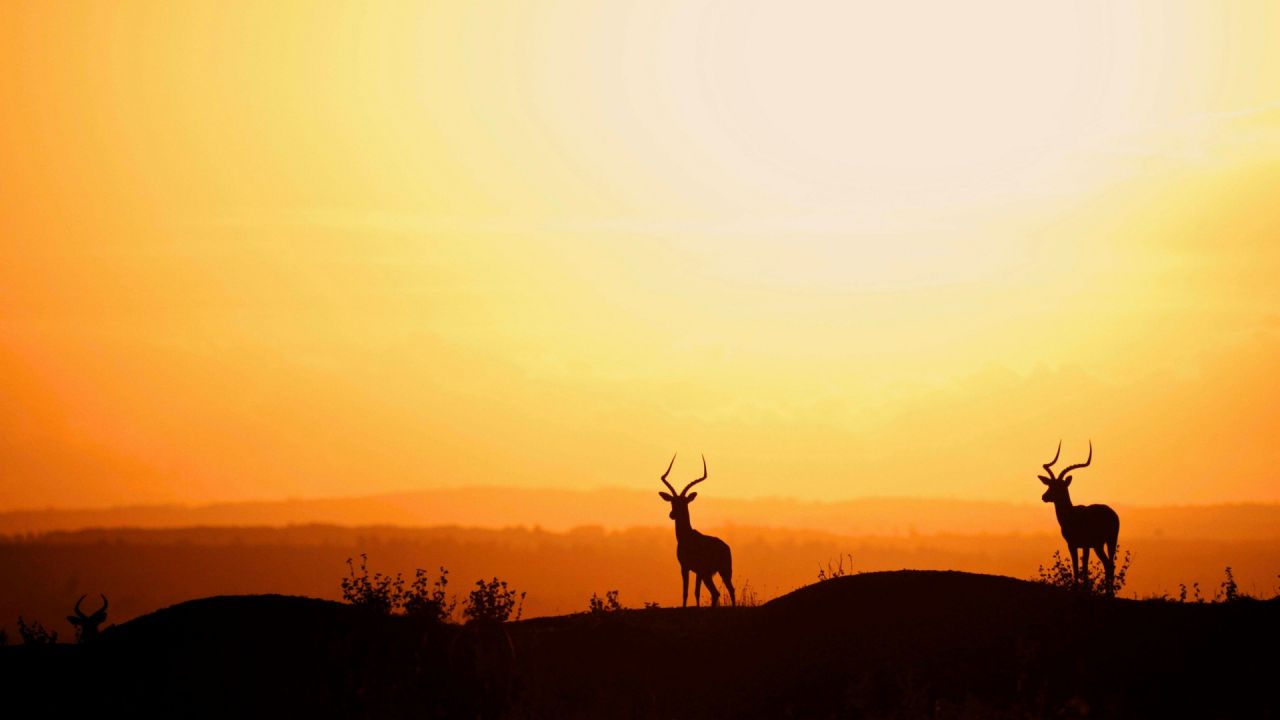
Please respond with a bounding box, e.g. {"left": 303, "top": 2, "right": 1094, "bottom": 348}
{"left": 3, "top": 487, "right": 1278, "bottom": 540}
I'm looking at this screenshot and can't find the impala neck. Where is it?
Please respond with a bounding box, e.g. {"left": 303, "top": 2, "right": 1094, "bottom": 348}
{"left": 1052, "top": 490, "right": 1075, "bottom": 526}
{"left": 672, "top": 508, "right": 695, "bottom": 539}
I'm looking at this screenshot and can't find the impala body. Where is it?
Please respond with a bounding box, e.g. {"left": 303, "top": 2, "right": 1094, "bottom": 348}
{"left": 1038, "top": 441, "right": 1121, "bottom": 594}
{"left": 658, "top": 454, "right": 735, "bottom": 607}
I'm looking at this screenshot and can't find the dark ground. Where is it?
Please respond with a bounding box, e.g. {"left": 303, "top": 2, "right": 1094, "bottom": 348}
{"left": 3, "top": 570, "right": 1276, "bottom": 718}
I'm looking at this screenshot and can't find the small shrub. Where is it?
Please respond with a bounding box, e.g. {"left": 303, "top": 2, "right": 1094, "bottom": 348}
{"left": 588, "top": 590, "right": 623, "bottom": 614}
{"left": 1035, "top": 549, "right": 1131, "bottom": 597}
{"left": 463, "top": 578, "right": 525, "bottom": 625}
{"left": 1177, "top": 582, "right": 1204, "bottom": 603}
{"left": 737, "top": 579, "right": 760, "bottom": 607}
{"left": 817, "top": 554, "right": 855, "bottom": 581}
{"left": 16, "top": 617, "right": 57, "bottom": 645}
{"left": 1109, "top": 550, "right": 1131, "bottom": 595}
{"left": 1036, "top": 551, "right": 1076, "bottom": 590}
{"left": 1216, "top": 566, "right": 1245, "bottom": 603}
{"left": 341, "top": 554, "right": 405, "bottom": 614}
{"left": 404, "top": 567, "right": 455, "bottom": 623}
{"left": 643, "top": 601, "right": 661, "bottom": 609}
{"left": 340, "top": 555, "right": 458, "bottom": 621}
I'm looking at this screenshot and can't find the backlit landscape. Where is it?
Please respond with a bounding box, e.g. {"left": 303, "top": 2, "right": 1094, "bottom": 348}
{"left": 2, "top": 2, "right": 1278, "bottom": 717}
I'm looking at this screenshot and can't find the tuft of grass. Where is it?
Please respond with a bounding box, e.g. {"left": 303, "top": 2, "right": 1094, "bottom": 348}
{"left": 817, "top": 554, "right": 856, "bottom": 581}
{"left": 736, "top": 578, "right": 761, "bottom": 607}
{"left": 1157, "top": 567, "right": 1258, "bottom": 604}
{"left": 1215, "top": 566, "right": 1247, "bottom": 603}
{"left": 16, "top": 617, "right": 57, "bottom": 645}
{"left": 588, "top": 590, "right": 623, "bottom": 614}
{"left": 1177, "top": 582, "right": 1205, "bottom": 603}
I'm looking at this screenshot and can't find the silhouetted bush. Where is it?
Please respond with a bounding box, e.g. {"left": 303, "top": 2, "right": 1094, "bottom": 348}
{"left": 1035, "top": 549, "right": 1130, "bottom": 596}
{"left": 642, "top": 601, "right": 661, "bottom": 609}
{"left": 588, "top": 590, "right": 623, "bottom": 614}
{"left": 1164, "top": 567, "right": 1254, "bottom": 604}
{"left": 817, "top": 553, "right": 855, "bottom": 581}
{"left": 0, "top": 628, "right": 7, "bottom": 646}
{"left": 463, "top": 578, "right": 525, "bottom": 625}
{"left": 1216, "top": 566, "right": 1244, "bottom": 602}
{"left": 341, "top": 554, "right": 456, "bottom": 621}
{"left": 341, "top": 554, "right": 404, "bottom": 614}
{"left": 404, "top": 566, "right": 455, "bottom": 623}
{"left": 1177, "top": 582, "right": 1205, "bottom": 603}
{"left": 16, "top": 617, "right": 57, "bottom": 645}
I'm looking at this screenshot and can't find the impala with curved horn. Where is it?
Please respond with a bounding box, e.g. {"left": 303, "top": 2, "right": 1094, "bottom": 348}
{"left": 658, "top": 454, "right": 735, "bottom": 607}
{"left": 67, "top": 593, "right": 109, "bottom": 643}
{"left": 1038, "top": 441, "right": 1121, "bottom": 594}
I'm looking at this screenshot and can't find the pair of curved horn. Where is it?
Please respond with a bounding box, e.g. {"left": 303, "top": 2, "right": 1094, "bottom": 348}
{"left": 74, "top": 593, "right": 109, "bottom": 621}
{"left": 1043, "top": 440, "right": 1092, "bottom": 480}
{"left": 660, "top": 453, "right": 708, "bottom": 496}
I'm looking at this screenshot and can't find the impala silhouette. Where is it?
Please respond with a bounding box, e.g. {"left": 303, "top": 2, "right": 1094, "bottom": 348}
{"left": 1038, "top": 441, "right": 1121, "bottom": 594}
{"left": 658, "top": 454, "right": 735, "bottom": 607}
{"left": 67, "top": 593, "right": 109, "bottom": 643}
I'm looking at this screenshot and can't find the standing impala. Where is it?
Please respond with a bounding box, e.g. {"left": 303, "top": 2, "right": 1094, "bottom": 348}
{"left": 657, "top": 454, "right": 735, "bottom": 607}
{"left": 1038, "top": 440, "right": 1121, "bottom": 594}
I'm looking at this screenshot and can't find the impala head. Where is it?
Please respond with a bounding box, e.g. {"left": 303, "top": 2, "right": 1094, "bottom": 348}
{"left": 1038, "top": 440, "right": 1092, "bottom": 503}
{"left": 67, "top": 593, "right": 108, "bottom": 642}
{"left": 657, "top": 453, "right": 708, "bottom": 520}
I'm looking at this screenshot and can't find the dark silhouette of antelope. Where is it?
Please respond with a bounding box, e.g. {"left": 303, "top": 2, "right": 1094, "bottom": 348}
{"left": 657, "top": 453, "right": 735, "bottom": 607}
{"left": 1038, "top": 441, "right": 1121, "bottom": 594}
{"left": 67, "top": 593, "right": 108, "bottom": 643}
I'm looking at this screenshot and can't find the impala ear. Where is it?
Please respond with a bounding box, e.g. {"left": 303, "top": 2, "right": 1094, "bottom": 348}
{"left": 685, "top": 492, "right": 697, "bottom": 502}
{"left": 1038, "top": 475, "right": 1052, "bottom": 486}
{"left": 67, "top": 616, "right": 83, "bottom": 626}
{"left": 658, "top": 492, "right": 673, "bottom": 501}
{"left": 1063, "top": 475, "right": 1072, "bottom": 486}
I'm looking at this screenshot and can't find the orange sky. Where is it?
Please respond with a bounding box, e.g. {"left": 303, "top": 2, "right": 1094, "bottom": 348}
{"left": 2, "top": 1, "right": 1279, "bottom": 510}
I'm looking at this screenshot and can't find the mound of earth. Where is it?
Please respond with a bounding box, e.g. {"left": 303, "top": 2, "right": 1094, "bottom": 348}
{"left": 2, "top": 571, "right": 1275, "bottom": 718}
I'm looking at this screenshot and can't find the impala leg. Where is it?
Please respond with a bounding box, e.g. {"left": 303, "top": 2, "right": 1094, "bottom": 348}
{"left": 706, "top": 575, "right": 721, "bottom": 608}
{"left": 694, "top": 575, "right": 703, "bottom": 607}
{"left": 681, "top": 568, "right": 690, "bottom": 608}
{"left": 721, "top": 572, "right": 736, "bottom": 607}
{"left": 1070, "top": 546, "right": 1081, "bottom": 586}
{"left": 1099, "top": 544, "right": 1115, "bottom": 595}
{"left": 1081, "top": 546, "right": 1093, "bottom": 589}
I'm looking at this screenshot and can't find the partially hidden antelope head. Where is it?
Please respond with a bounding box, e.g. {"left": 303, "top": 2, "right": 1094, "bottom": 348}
{"left": 1038, "top": 441, "right": 1121, "bottom": 594}
{"left": 67, "top": 593, "right": 109, "bottom": 643}
{"left": 658, "top": 453, "right": 735, "bottom": 607}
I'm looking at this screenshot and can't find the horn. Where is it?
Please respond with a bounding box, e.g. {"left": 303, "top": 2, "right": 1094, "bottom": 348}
{"left": 680, "top": 454, "right": 708, "bottom": 496}
{"left": 659, "top": 454, "right": 678, "bottom": 495}
{"left": 74, "top": 594, "right": 88, "bottom": 619}
{"left": 1042, "top": 440, "right": 1062, "bottom": 480}
{"left": 1057, "top": 440, "right": 1093, "bottom": 479}
{"left": 94, "top": 594, "right": 109, "bottom": 619}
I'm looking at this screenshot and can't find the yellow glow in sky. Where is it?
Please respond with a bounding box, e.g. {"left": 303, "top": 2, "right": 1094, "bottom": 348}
{"left": 2, "top": 1, "right": 1279, "bottom": 510}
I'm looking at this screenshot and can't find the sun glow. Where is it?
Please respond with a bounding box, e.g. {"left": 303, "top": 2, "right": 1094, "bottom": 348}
{"left": 2, "top": 1, "right": 1279, "bottom": 510}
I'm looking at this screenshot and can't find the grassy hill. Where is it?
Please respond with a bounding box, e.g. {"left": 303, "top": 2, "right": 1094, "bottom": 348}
{"left": 3, "top": 571, "right": 1276, "bottom": 718}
